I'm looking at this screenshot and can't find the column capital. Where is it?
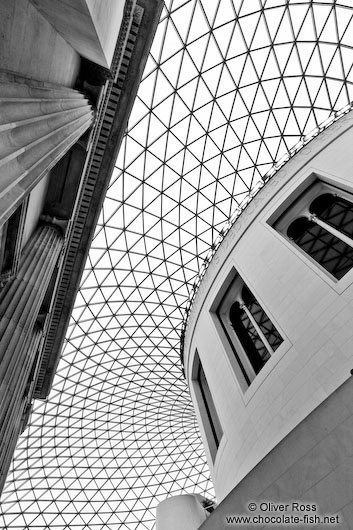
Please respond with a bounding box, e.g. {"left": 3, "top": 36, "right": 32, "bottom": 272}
{"left": 39, "top": 215, "right": 69, "bottom": 237}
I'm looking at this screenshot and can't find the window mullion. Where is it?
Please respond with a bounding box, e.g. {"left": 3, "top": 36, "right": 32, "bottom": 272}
{"left": 309, "top": 214, "right": 353, "bottom": 249}
{"left": 240, "top": 302, "right": 274, "bottom": 356}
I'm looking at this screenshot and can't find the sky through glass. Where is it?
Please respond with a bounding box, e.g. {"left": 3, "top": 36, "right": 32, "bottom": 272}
{"left": 2, "top": 0, "right": 353, "bottom": 528}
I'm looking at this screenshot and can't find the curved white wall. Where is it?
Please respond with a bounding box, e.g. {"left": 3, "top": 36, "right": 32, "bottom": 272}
{"left": 184, "top": 111, "right": 353, "bottom": 501}
{"left": 156, "top": 495, "right": 208, "bottom": 530}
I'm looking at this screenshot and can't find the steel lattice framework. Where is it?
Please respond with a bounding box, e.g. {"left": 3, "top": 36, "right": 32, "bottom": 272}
{"left": 2, "top": 0, "right": 353, "bottom": 528}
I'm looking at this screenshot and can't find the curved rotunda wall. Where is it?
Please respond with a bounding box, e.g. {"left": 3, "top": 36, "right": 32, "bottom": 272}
{"left": 184, "top": 111, "right": 353, "bottom": 501}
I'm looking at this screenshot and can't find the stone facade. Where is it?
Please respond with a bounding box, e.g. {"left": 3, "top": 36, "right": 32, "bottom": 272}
{"left": 0, "top": 0, "right": 162, "bottom": 495}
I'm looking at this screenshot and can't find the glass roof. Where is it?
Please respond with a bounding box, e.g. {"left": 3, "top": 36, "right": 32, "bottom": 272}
{"left": 2, "top": 0, "right": 353, "bottom": 528}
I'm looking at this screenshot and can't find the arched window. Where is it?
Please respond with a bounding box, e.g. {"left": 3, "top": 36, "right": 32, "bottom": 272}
{"left": 216, "top": 273, "right": 284, "bottom": 385}
{"left": 241, "top": 285, "right": 283, "bottom": 352}
{"left": 287, "top": 192, "right": 353, "bottom": 279}
{"left": 310, "top": 193, "right": 353, "bottom": 239}
{"left": 229, "top": 285, "right": 282, "bottom": 375}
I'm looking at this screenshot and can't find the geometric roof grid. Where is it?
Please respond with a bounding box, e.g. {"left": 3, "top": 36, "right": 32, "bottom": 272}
{"left": 2, "top": 0, "right": 353, "bottom": 528}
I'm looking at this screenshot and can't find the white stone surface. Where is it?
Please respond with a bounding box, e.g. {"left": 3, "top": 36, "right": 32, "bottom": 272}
{"left": 31, "top": 0, "right": 126, "bottom": 68}
{"left": 156, "top": 495, "right": 207, "bottom": 530}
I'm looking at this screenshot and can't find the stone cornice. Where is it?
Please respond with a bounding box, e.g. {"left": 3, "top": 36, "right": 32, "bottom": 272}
{"left": 34, "top": 0, "right": 164, "bottom": 399}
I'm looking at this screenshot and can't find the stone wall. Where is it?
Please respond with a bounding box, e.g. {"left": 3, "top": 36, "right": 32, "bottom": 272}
{"left": 199, "top": 376, "right": 353, "bottom": 529}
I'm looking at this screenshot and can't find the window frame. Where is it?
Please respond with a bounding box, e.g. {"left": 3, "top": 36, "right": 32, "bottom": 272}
{"left": 191, "top": 351, "right": 223, "bottom": 463}
{"left": 273, "top": 179, "right": 353, "bottom": 283}
{"left": 0, "top": 198, "right": 29, "bottom": 287}
{"left": 215, "top": 271, "right": 284, "bottom": 388}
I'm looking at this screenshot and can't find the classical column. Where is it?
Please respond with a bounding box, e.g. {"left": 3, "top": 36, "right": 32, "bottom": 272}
{"left": 0, "top": 325, "right": 42, "bottom": 494}
{"left": 0, "top": 81, "right": 94, "bottom": 226}
{"left": 0, "top": 224, "right": 64, "bottom": 491}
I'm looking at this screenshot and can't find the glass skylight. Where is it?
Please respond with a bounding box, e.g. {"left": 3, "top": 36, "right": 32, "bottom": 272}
{"left": 2, "top": 1, "right": 353, "bottom": 528}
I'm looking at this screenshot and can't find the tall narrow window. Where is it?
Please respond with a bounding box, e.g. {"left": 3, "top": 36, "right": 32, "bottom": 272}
{"left": 0, "top": 199, "right": 28, "bottom": 287}
{"left": 193, "top": 352, "right": 222, "bottom": 461}
{"left": 216, "top": 274, "right": 283, "bottom": 385}
{"left": 285, "top": 191, "right": 353, "bottom": 280}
